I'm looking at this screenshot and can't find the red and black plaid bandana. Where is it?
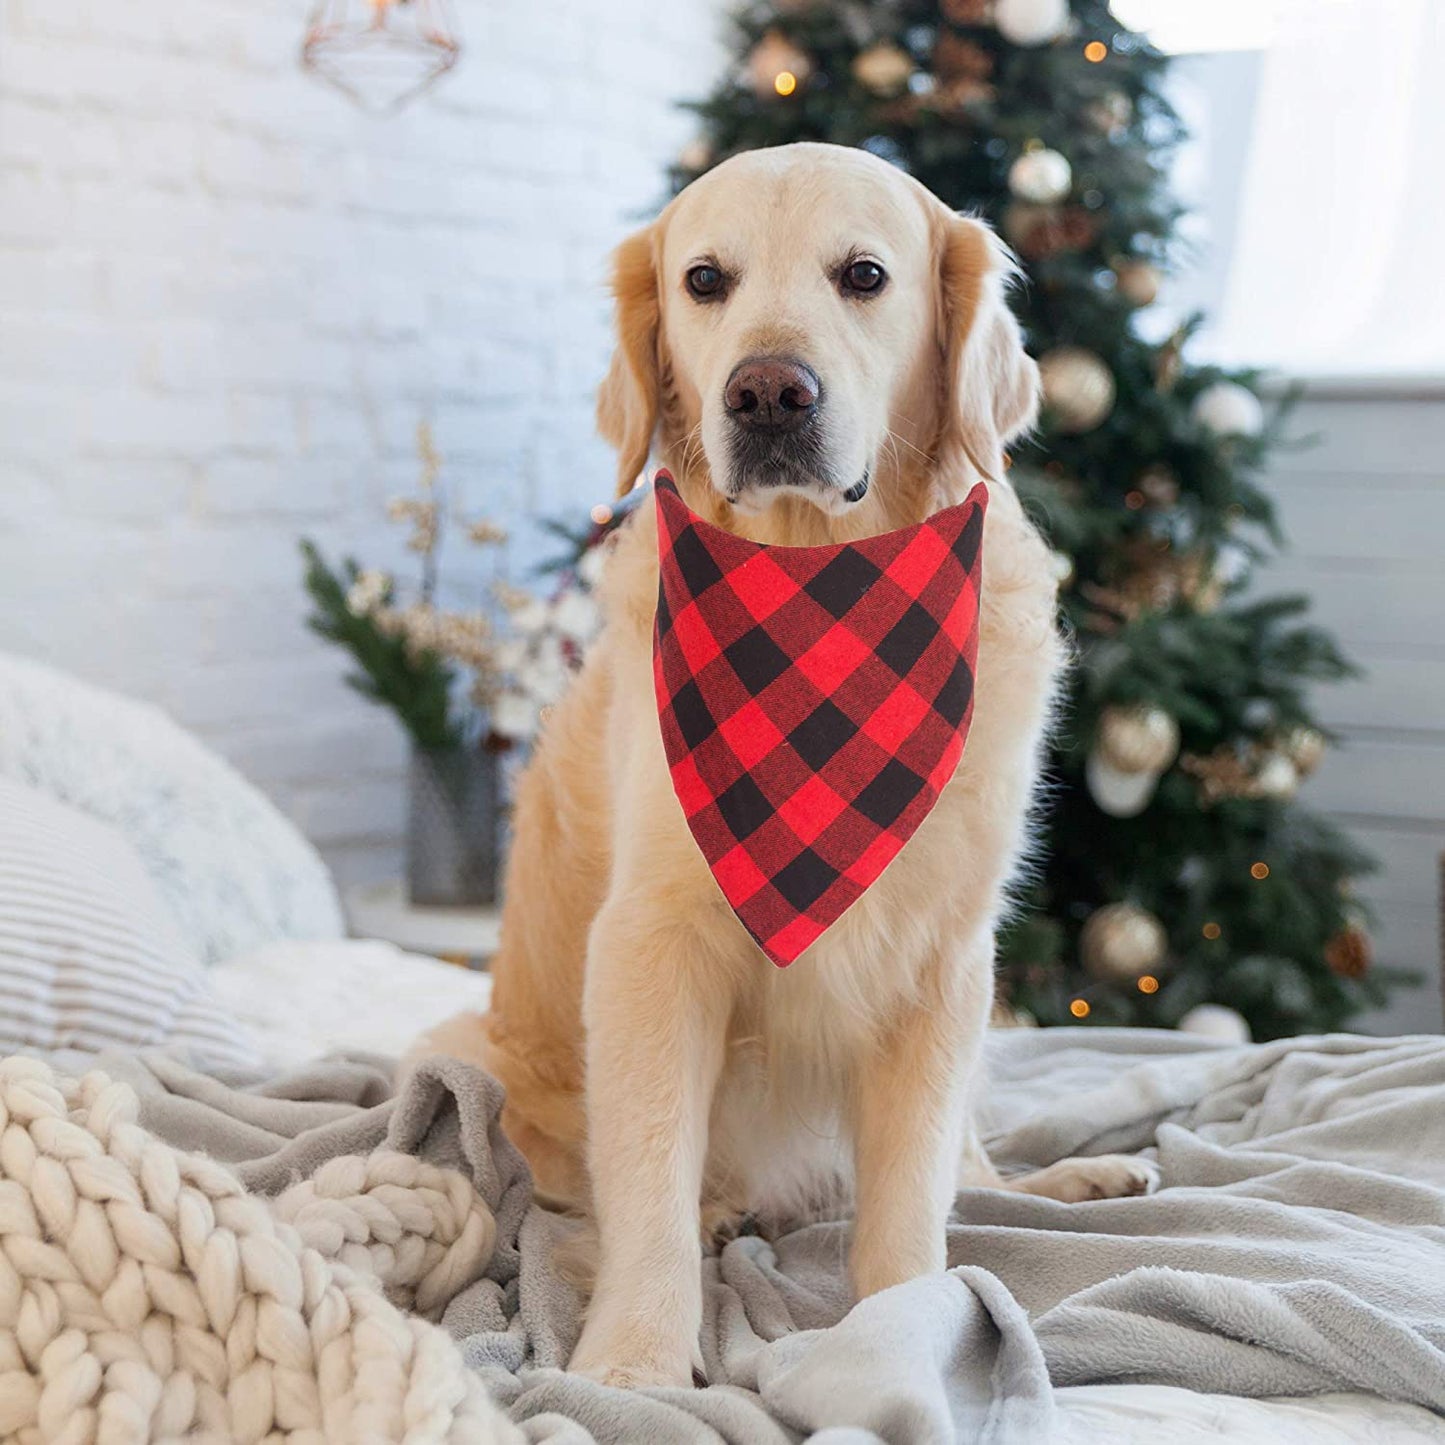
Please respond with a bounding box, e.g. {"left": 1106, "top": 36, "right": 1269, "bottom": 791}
{"left": 652, "top": 469, "right": 988, "bottom": 967}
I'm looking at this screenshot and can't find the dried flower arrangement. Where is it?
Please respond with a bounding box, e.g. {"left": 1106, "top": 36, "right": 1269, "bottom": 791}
{"left": 300, "top": 424, "right": 604, "bottom": 751}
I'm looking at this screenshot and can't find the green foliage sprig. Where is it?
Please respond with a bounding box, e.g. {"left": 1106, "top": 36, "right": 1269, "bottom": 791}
{"left": 300, "top": 541, "right": 460, "bottom": 750}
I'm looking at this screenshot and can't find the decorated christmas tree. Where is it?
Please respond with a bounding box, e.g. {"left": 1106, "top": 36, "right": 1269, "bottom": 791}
{"left": 665, "top": 0, "right": 1394, "bottom": 1038}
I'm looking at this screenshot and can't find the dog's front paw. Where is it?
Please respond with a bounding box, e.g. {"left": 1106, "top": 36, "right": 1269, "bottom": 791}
{"left": 700, "top": 1199, "right": 760, "bottom": 1252}
{"left": 1061, "top": 1154, "right": 1159, "bottom": 1202}
{"left": 569, "top": 1330, "right": 698, "bottom": 1390}
{"left": 1012, "top": 1153, "right": 1160, "bottom": 1203}
{"left": 570, "top": 1358, "right": 695, "bottom": 1389}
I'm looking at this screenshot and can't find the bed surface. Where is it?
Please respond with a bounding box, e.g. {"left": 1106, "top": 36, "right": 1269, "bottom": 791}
{"left": 171, "top": 942, "right": 1445, "bottom": 1439}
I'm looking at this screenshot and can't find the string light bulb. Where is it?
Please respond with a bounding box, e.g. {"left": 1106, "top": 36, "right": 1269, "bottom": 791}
{"left": 1202, "top": 921, "right": 1222, "bottom": 940}
{"left": 1250, "top": 861, "right": 1270, "bottom": 880}
{"left": 1069, "top": 998, "right": 1091, "bottom": 1018}
{"left": 774, "top": 70, "right": 797, "bottom": 95}
{"left": 1137, "top": 974, "right": 1160, "bottom": 994}
{"left": 1084, "top": 40, "right": 1108, "bottom": 62}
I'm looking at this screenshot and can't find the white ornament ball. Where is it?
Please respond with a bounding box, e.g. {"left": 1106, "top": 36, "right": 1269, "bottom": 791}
{"left": 1254, "top": 751, "right": 1299, "bottom": 800}
{"left": 1283, "top": 725, "right": 1327, "bottom": 778}
{"left": 1097, "top": 704, "right": 1180, "bottom": 775}
{"left": 1038, "top": 347, "right": 1116, "bottom": 433}
{"left": 851, "top": 42, "right": 914, "bottom": 97}
{"left": 1178, "top": 1003, "right": 1251, "bottom": 1045}
{"left": 1008, "top": 147, "right": 1072, "bottom": 204}
{"left": 995, "top": 0, "right": 1070, "bottom": 46}
{"left": 1192, "top": 380, "right": 1265, "bottom": 438}
{"left": 1080, "top": 902, "right": 1168, "bottom": 981}
{"left": 1212, "top": 542, "right": 1251, "bottom": 587}
{"left": 1086, "top": 754, "right": 1159, "bottom": 819}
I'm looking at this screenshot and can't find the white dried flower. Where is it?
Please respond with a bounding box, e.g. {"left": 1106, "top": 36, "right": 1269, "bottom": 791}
{"left": 346, "top": 569, "right": 390, "bottom": 617}
{"left": 551, "top": 588, "right": 600, "bottom": 644}
{"left": 468, "top": 517, "right": 509, "bottom": 545}
{"left": 491, "top": 689, "right": 539, "bottom": 742}
{"left": 387, "top": 497, "right": 439, "bottom": 555}
{"left": 495, "top": 639, "right": 528, "bottom": 672}
{"left": 509, "top": 596, "right": 551, "bottom": 636}
{"left": 493, "top": 580, "right": 532, "bottom": 611}
{"left": 577, "top": 546, "right": 607, "bottom": 589}
{"left": 525, "top": 634, "right": 572, "bottom": 706}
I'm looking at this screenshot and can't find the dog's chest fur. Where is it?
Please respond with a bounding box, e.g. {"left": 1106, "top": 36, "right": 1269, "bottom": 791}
{"left": 595, "top": 487, "right": 1061, "bottom": 1209}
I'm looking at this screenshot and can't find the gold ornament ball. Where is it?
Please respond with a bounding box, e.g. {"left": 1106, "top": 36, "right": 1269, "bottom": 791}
{"left": 852, "top": 42, "right": 914, "bottom": 96}
{"left": 1038, "top": 347, "right": 1116, "bottom": 433}
{"left": 1080, "top": 902, "right": 1168, "bottom": 982}
{"left": 1001, "top": 201, "right": 1054, "bottom": 248}
{"left": 1283, "top": 725, "right": 1327, "bottom": 777}
{"left": 747, "top": 30, "right": 812, "bottom": 98}
{"left": 1138, "top": 465, "right": 1179, "bottom": 507}
{"left": 1008, "top": 147, "right": 1072, "bottom": 204}
{"left": 678, "top": 137, "right": 713, "bottom": 172}
{"left": 1325, "top": 921, "right": 1372, "bottom": 979}
{"left": 1114, "top": 258, "right": 1161, "bottom": 307}
{"left": 1097, "top": 704, "right": 1181, "bottom": 775}
{"left": 941, "top": 0, "right": 990, "bottom": 22}
{"left": 1086, "top": 89, "right": 1132, "bottom": 135}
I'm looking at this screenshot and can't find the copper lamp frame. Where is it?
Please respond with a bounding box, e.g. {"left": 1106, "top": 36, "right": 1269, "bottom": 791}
{"left": 302, "top": 0, "right": 461, "bottom": 112}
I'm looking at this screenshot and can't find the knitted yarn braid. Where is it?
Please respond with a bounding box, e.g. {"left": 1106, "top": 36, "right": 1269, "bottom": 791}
{"left": 0, "top": 1057, "right": 518, "bottom": 1444}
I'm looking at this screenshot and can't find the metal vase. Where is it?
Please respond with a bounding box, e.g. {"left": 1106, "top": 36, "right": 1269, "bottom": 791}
{"left": 406, "top": 745, "right": 500, "bottom": 907}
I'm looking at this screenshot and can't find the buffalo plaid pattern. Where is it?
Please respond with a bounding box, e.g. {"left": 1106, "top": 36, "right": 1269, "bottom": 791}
{"left": 652, "top": 469, "right": 988, "bottom": 967}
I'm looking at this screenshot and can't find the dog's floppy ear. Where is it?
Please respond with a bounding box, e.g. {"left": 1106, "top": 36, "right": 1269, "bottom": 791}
{"left": 936, "top": 214, "right": 1039, "bottom": 483}
{"left": 596, "top": 223, "right": 662, "bottom": 498}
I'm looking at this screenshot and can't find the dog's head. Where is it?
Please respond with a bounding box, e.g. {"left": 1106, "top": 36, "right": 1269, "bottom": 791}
{"left": 596, "top": 143, "right": 1038, "bottom": 525}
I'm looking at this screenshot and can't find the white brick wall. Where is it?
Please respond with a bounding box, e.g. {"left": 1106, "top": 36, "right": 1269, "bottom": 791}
{"left": 0, "top": 0, "right": 723, "bottom": 890}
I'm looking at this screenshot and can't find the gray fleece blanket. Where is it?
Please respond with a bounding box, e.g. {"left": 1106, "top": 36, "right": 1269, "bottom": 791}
{"left": 86, "top": 1028, "right": 1445, "bottom": 1443}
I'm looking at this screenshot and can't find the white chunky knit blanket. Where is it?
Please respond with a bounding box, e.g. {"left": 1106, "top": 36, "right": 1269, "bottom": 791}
{"left": 0, "top": 1057, "right": 516, "bottom": 1445}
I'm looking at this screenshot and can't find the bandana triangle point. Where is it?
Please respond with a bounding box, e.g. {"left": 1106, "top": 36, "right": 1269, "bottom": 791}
{"left": 651, "top": 468, "right": 988, "bottom": 966}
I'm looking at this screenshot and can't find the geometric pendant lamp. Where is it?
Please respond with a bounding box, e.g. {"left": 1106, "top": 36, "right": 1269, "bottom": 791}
{"left": 301, "top": 0, "right": 462, "bottom": 112}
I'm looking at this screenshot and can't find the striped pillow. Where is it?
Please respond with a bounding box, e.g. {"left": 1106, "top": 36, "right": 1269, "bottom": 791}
{"left": 0, "top": 779, "right": 258, "bottom": 1066}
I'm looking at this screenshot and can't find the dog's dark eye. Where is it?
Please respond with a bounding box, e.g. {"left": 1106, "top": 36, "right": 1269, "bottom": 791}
{"left": 686, "top": 264, "right": 726, "bottom": 300}
{"left": 841, "top": 260, "right": 886, "bottom": 296}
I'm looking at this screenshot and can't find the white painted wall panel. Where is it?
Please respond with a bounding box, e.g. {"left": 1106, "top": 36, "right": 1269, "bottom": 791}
{"left": 1260, "top": 393, "right": 1445, "bottom": 1033}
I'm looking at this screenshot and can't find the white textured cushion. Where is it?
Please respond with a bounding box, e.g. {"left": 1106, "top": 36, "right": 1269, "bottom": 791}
{"left": 0, "top": 650, "right": 343, "bottom": 964}
{"left": 0, "top": 779, "right": 258, "bottom": 1066}
{"left": 211, "top": 939, "right": 492, "bottom": 1070}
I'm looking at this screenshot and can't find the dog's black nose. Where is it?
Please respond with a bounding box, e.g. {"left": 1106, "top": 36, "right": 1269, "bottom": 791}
{"left": 724, "top": 357, "right": 820, "bottom": 432}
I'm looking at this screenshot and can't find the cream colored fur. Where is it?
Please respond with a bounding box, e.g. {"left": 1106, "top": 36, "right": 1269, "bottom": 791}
{"left": 416, "top": 144, "right": 1155, "bottom": 1389}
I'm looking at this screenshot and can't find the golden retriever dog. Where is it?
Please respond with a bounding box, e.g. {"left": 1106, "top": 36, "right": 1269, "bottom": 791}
{"left": 419, "top": 143, "right": 1156, "bottom": 1388}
